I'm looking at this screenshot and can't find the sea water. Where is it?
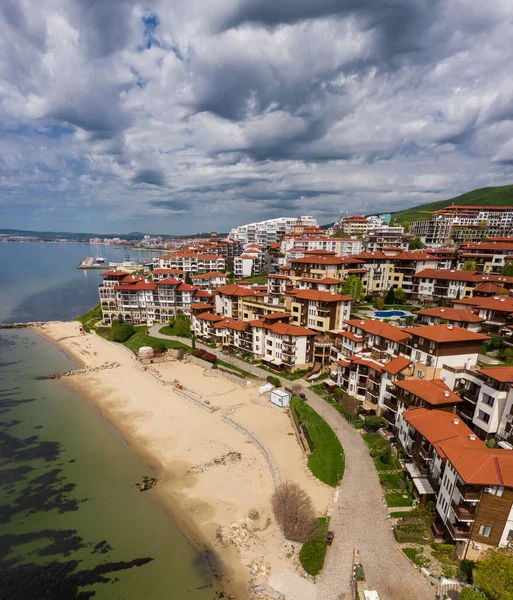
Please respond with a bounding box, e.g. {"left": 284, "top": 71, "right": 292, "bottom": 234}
{"left": 0, "top": 243, "right": 221, "bottom": 599}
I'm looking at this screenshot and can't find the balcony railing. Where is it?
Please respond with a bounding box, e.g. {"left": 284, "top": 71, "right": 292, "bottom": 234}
{"left": 419, "top": 445, "right": 433, "bottom": 460}
{"left": 457, "top": 485, "right": 481, "bottom": 502}
{"left": 452, "top": 500, "right": 476, "bottom": 522}
{"left": 383, "top": 397, "right": 398, "bottom": 412}
{"left": 446, "top": 520, "right": 471, "bottom": 540}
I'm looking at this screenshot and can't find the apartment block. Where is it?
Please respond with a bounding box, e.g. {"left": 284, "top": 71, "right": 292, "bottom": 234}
{"left": 230, "top": 216, "right": 318, "bottom": 246}
{"left": 155, "top": 251, "right": 226, "bottom": 274}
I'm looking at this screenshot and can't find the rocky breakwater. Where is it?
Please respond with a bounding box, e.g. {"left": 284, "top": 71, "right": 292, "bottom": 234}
{"left": 44, "top": 361, "right": 120, "bottom": 380}
{"left": 0, "top": 321, "right": 54, "bottom": 329}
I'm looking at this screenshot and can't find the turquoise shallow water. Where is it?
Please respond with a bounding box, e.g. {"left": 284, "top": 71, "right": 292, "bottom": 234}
{"left": 0, "top": 243, "right": 223, "bottom": 599}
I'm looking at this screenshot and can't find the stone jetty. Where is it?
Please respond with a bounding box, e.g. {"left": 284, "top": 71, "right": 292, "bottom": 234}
{"left": 44, "top": 361, "right": 120, "bottom": 379}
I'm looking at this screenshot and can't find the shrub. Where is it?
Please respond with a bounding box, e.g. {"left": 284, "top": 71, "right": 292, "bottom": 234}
{"left": 194, "top": 349, "right": 206, "bottom": 358}
{"left": 152, "top": 341, "right": 167, "bottom": 353}
{"left": 374, "top": 297, "right": 385, "bottom": 310}
{"left": 380, "top": 445, "right": 392, "bottom": 464}
{"left": 112, "top": 320, "right": 135, "bottom": 342}
{"left": 490, "top": 335, "right": 504, "bottom": 350}
{"left": 458, "top": 559, "right": 475, "bottom": 584}
{"left": 433, "top": 543, "right": 456, "bottom": 553}
{"left": 203, "top": 352, "right": 217, "bottom": 364}
{"left": 299, "top": 535, "right": 327, "bottom": 576}
{"left": 168, "top": 316, "right": 176, "bottom": 328}
{"left": 355, "top": 564, "right": 365, "bottom": 581}
{"left": 267, "top": 375, "right": 281, "bottom": 388}
{"left": 459, "top": 590, "right": 486, "bottom": 600}
{"left": 364, "top": 416, "right": 383, "bottom": 431}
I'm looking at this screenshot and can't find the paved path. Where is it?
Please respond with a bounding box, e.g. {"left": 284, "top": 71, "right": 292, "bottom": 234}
{"left": 150, "top": 326, "right": 435, "bottom": 600}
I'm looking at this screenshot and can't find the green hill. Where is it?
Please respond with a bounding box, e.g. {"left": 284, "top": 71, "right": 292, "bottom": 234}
{"left": 392, "top": 184, "right": 513, "bottom": 224}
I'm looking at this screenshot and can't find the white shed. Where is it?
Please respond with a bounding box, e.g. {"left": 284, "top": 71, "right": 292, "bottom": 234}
{"left": 270, "top": 389, "right": 290, "bottom": 408}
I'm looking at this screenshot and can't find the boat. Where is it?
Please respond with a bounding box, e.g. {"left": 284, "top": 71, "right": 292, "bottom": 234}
{"left": 94, "top": 256, "right": 106, "bottom": 264}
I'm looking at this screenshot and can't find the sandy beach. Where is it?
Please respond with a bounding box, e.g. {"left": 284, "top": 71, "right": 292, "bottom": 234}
{"left": 36, "top": 321, "right": 332, "bottom": 598}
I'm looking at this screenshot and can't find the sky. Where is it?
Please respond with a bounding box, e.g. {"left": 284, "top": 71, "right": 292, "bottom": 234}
{"left": 1, "top": 1, "right": 513, "bottom": 234}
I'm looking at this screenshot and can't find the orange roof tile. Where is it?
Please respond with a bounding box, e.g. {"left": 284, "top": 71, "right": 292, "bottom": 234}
{"left": 213, "top": 318, "right": 249, "bottom": 332}
{"left": 190, "top": 302, "right": 215, "bottom": 311}
{"left": 292, "top": 290, "right": 353, "bottom": 302}
{"left": 191, "top": 272, "right": 226, "bottom": 279}
{"left": 382, "top": 356, "right": 412, "bottom": 375}
{"left": 345, "top": 319, "right": 410, "bottom": 343}
{"left": 395, "top": 379, "right": 462, "bottom": 405}
{"left": 413, "top": 307, "right": 485, "bottom": 323}
{"left": 403, "top": 324, "right": 490, "bottom": 343}
{"left": 441, "top": 445, "right": 513, "bottom": 486}
{"left": 477, "top": 366, "right": 513, "bottom": 384}
{"left": 195, "top": 312, "right": 225, "bottom": 322}
{"left": 403, "top": 408, "right": 484, "bottom": 459}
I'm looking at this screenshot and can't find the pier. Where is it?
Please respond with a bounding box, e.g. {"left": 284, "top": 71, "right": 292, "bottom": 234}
{"left": 78, "top": 257, "right": 107, "bottom": 269}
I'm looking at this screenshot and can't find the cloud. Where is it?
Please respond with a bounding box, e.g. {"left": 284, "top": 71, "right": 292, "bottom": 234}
{"left": 0, "top": 0, "right": 512, "bottom": 233}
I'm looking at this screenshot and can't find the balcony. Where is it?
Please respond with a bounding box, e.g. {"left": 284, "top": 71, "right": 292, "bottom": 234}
{"left": 383, "top": 396, "right": 398, "bottom": 412}
{"left": 452, "top": 500, "right": 476, "bottom": 522}
{"left": 457, "top": 485, "right": 481, "bottom": 502}
{"left": 446, "top": 520, "right": 471, "bottom": 540}
{"left": 419, "top": 445, "right": 433, "bottom": 460}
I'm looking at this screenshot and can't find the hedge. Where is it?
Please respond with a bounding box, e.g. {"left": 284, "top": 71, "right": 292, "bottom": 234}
{"left": 266, "top": 375, "right": 281, "bottom": 388}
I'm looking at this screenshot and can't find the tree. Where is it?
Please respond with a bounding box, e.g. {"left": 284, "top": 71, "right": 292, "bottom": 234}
{"left": 152, "top": 341, "right": 167, "bottom": 353}
{"left": 463, "top": 259, "right": 477, "bottom": 271}
{"left": 111, "top": 320, "right": 135, "bottom": 342}
{"left": 185, "top": 272, "right": 193, "bottom": 285}
{"left": 342, "top": 275, "right": 364, "bottom": 301}
{"left": 474, "top": 545, "right": 513, "bottom": 600}
{"left": 271, "top": 481, "right": 317, "bottom": 543}
{"left": 502, "top": 262, "right": 513, "bottom": 277}
{"left": 364, "top": 415, "right": 383, "bottom": 431}
{"left": 375, "top": 297, "right": 385, "bottom": 310}
{"left": 408, "top": 237, "right": 423, "bottom": 250}
{"left": 174, "top": 314, "right": 191, "bottom": 337}
{"left": 385, "top": 286, "right": 396, "bottom": 304}
{"left": 394, "top": 288, "right": 406, "bottom": 304}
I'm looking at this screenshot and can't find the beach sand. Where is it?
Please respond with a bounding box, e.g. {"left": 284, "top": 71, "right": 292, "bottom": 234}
{"left": 37, "top": 321, "right": 332, "bottom": 598}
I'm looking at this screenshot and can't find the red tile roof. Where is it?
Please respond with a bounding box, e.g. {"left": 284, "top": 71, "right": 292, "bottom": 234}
{"left": 347, "top": 355, "right": 383, "bottom": 372}
{"left": 101, "top": 270, "right": 129, "bottom": 277}
{"left": 292, "top": 290, "right": 353, "bottom": 302}
{"left": 195, "top": 312, "right": 225, "bottom": 322}
{"left": 403, "top": 408, "right": 484, "bottom": 459}
{"left": 213, "top": 318, "right": 249, "bottom": 332}
{"left": 403, "top": 324, "right": 490, "bottom": 343}
{"left": 152, "top": 268, "right": 185, "bottom": 275}
{"left": 290, "top": 255, "right": 346, "bottom": 265}
{"left": 441, "top": 445, "right": 513, "bottom": 486}
{"left": 190, "top": 303, "right": 215, "bottom": 311}
{"left": 298, "top": 277, "right": 341, "bottom": 285}
{"left": 382, "top": 356, "right": 412, "bottom": 375}
{"left": 194, "top": 290, "right": 213, "bottom": 298}
{"left": 345, "top": 319, "right": 410, "bottom": 343}
{"left": 395, "top": 379, "right": 463, "bottom": 405}
{"left": 338, "top": 331, "right": 365, "bottom": 343}
{"left": 453, "top": 296, "right": 513, "bottom": 312}
{"left": 176, "top": 283, "right": 198, "bottom": 291}
{"left": 155, "top": 278, "right": 182, "bottom": 285}
{"left": 114, "top": 282, "right": 157, "bottom": 291}
{"left": 415, "top": 269, "right": 513, "bottom": 284}
{"left": 413, "top": 307, "right": 485, "bottom": 323}
{"left": 477, "top": 366, "right": 513, "bottom": 384}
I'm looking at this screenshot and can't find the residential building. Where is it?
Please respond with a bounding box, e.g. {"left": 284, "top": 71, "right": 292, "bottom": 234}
{"left": 403, "top": 324, "right": 490, "bottom": 380}
{"left": 154, "top": 251, "right": 226, "bottom": 274}
{"left": 286, "top": 289, "right": 353, "bottom": 333}
{"left": 452, "top": 295, "right": 513, "bottom": 332}
{"left": 98, "top": 270, "right": 213, "bottom": 324}
{"left": 457, "top": 240, "right": 513, "bottom": 274}
{"left": 413, "top": 269, "right": 513, "bottom": 303}
{"left": 279, "top": 237, "right": 363, "bottom": 261}
{"left": 230, "top": 216, "right": 318, "bottom": 246}
{"left": 215, "top": 284, "right": 286, "bottom": 322}
{"left": 190, "top": 272, "right": 227, "bottom": 290}
{"left": 441, "top": 365, "right": 513, "bottom": 443}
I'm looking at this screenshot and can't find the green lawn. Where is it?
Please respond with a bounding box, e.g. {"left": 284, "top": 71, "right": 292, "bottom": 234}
{"left": 299, "top": 517, "right": 329, "bottom": 576}
{"left": 291, "top": 398, "right": 345, "bottom": 487}
{"left": 121, "top": 326, "right": 191, "bottom": 354}
{"left": 311, "top": 384, "right": 364, "bottom": 428}
{"left": 385, "top": 491, "right": 414, "bottom": 507}
{"left": 235, "top": 274, "right": 269, "bottom": 285}
{"left": 389, "top": 510, "right": 412, "bottom": 519}
{"left": 379, "top": 472, "right": 406, "bottom": 489}
{"left": 383, "top": 304, "right": 420, "bottom": 311}
{"left": 259, "top": 364, "right": 308, "bottom": 381}
{"left": 75, "top": 303, "right": 102, "bottom": 332}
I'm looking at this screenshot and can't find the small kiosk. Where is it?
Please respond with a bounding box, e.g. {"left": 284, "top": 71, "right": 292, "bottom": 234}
{"left": 270, "top": 389, "right": 291, "bottom": 408}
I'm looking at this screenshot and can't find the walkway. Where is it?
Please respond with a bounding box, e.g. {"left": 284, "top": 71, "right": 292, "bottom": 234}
{"left": 150, "top": 326, "right": 434, "bottom": 600}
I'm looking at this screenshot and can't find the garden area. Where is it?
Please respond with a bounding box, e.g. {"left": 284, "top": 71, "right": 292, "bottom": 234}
{"left": 290, "top": 397, "right": 345, "bottom": 487}
{"left": 158, "top": 314, "right": 191, "bottom": 338}
{"left": 311, "top": 383, "right": 364, "bottom": 429}
{"left": 480, "top": 335, "right": 513, "bottom": 365}
{"left": 361, "top": 423, "right": 414, "bottom": 508}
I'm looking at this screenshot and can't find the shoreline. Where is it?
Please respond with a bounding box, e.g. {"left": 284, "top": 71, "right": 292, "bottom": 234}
{"left": 34, "top": 324, "right": 249, "bottom": 598}
{"left": 34, "top": 321, "right": 332, "bottom": 600}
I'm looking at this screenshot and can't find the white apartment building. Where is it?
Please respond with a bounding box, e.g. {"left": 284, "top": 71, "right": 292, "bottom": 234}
{"left": 230, "top": 216, "right": 318, "bottom": 246}
{"left": 279, "top": 237, "right": 363, "bottom": 261}
{"left": 154, "top": 252, "right": 225, "bottom": 274}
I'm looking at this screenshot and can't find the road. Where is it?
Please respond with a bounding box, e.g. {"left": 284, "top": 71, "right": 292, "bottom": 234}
{"left": 150, "top": 326, "right": 434, "bottom": 600}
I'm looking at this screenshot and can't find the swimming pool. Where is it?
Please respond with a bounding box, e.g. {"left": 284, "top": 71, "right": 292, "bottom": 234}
{"left": 374, "top": 310, "right": 407, "bottom": 318}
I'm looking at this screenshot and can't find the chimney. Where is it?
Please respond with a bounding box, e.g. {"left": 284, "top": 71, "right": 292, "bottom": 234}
{"left": 447, "top": 324, "right": 453, "bottom": 330}
{"left": 453, "top": 418, "right": 460, "bottom": 425}
{"left": 469, "top": 434, "right": 476, "bottom": 441}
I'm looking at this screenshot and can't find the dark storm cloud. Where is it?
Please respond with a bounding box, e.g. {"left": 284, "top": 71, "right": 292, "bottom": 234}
{"left": 132, "top": 169, "right": 167, "bottom": 186}
{"left": 0, "top": 0, "right": 512, "bottom": 233}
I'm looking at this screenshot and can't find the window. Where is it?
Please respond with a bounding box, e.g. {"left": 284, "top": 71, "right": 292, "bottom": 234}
{"left": 317, "top": 321, "right": 323, "bottom": 327}
{"left": 507, "top": 530, "right": 513, "bottom": 542}
{"left": 489, "top": 486, "right": 505, "bottom": 497}
{"left": 478, "top": 525, "right": 492, "bottom": 538}
{"left": 482, "top": 394, "right": 495, "bottom": 407}
{"left": 477, "top": 410, "right": 490, "bottom": 424}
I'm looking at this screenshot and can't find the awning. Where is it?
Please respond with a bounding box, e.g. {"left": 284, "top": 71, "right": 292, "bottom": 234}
{"left": 405, "top": 463, "right": 436, "bottom": 496}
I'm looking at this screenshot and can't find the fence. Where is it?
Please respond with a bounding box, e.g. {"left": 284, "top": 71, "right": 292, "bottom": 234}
{"left": 171, "top": 386, "right": 214, "bottom": 413}
{"left": 222, "top": 415, "right": 280, "bottom": 487}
